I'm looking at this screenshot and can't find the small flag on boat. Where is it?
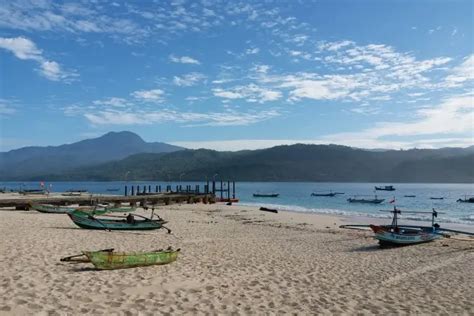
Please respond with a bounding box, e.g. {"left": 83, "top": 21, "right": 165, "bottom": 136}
{"left": 389, "top": 198, "right": 396, "bottom": 204}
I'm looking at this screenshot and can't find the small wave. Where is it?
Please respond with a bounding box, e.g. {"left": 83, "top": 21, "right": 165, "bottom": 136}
{"left": 238, "top": 202, "right": 474, "bottom": 225}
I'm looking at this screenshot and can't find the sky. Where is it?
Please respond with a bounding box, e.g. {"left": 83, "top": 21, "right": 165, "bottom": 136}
{"left": 0, "top": 0, "right": 473, "bottom": 152}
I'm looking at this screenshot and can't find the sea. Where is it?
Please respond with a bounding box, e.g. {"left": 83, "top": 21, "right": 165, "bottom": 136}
{"left": 2, "top": 181, "right": 473, "bottom": 225}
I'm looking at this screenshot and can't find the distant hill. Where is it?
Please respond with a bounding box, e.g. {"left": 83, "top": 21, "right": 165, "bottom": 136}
{"left": 0, "top": 131, "right": 183, "bottom": 179}
{"left": 32, "top": 143, "right": 474, "bottom": 183}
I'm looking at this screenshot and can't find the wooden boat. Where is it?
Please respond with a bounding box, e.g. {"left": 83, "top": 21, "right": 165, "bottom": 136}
{"left": 311, "top": 192, "right": 336, "bottom": 197}
{"left": 61, "top": 247, "right": 179, "bottom": 270}
{"left": 84, "top": 248, "right": 179, "bottom": 270}
{"left": 259, "top": 207, "right": 278, "bottom": 213}
{"left": 375, "top": 185, "right": 395, "bottom": 191}
{"left": 341, "top": 208, "right": 474, "bottom": 247}
{"left": 253, "top": 193, "right": 279, "bottom": 198}
{"left": 457, "top": 197, "right": 474, "bottom": 203}
{"left": 67, "top": 210, "right": 168, "bottom": 231}
{"left": 347, "top": 196, "right": 384, "bottom": 204}
{"left": 31, "top": 204, "right": 77, "bottom": 214}
{"left": 20, "top": 189, "right": 46, "bottom": 195}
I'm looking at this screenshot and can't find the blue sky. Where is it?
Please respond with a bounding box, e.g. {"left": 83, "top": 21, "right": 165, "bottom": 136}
{"left": 0, "top": 0, "right": 473, "bottom": 151}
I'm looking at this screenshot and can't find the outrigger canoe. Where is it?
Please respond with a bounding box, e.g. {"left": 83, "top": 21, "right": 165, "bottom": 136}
{"left": 85, "top": 249, "right": 179, "bottom": 270}
{"left": 67, "top": 210, "right": 168, "bottom": 231}
{"left": 61, "top": 248, "right": 180, "bottom": 270}
{"left": 31, "top": 204, "right": 77, "bottom": 214}
{"left": 341, "top": 207, "right": 474, "bottom": 247}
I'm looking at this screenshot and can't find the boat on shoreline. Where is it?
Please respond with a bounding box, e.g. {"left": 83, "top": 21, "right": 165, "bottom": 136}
{"left": 61, "top": 247, "right": 180, "bottom": 270}
{"left": 341, "top": 208, "right": 474, "bottom": 247}
{"left": 67, "top": 210, "right": 168, "bottom": 231}
{"left": 31, "top": 204, "right": 77, "bottom": 214}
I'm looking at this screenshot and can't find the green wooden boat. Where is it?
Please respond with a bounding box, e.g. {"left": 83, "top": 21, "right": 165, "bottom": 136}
{"left": 31, "top": 204, "right": 77, "bottom": 214}
{"left": 68, "top": 210, "right": 168, "bottom": 231}
{"left": 83, "top": 248, "right": 180, "bottom": 270}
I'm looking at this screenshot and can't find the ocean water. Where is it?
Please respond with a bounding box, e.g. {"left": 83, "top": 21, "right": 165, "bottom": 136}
{"left": 2, "top": 181, "right": 473, "bottom": 225}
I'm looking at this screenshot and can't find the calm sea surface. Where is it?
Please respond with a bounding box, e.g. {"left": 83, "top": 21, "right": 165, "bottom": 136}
{"left": 2, "top": 181, "right": 473, "bottom": 225}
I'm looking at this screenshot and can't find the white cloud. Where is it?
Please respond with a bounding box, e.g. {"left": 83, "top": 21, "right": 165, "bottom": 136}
{"left": 213, "top": 84, "right": 282, "bottom": 103}
{"left": 0, "top": 100, "right": 16, "bottom": 116}
{"left": 93, "top": 97, "right": 130, "bottom": 107}
{"left": 173, "top": 72, "right": 206, "bottom": 86}
{"left": 321, "top": 93, "right": 474, "bottom": 148}
{"left": 0, "top": 36, "right": 76, "bottom": 82}
{"left": 169, "top": 55, "right": 201, "bottom": 64}
{"left": 131, "top": 89, "right": 165, "bottom": 102}
{"left": 445, "top": 54, "right": 474, "bottom": 87}
{"left": 82, "top": 108, "right": 280, "bottom": 127}
{"left": 245, "top": 47, "right": 260, "bottom": 55}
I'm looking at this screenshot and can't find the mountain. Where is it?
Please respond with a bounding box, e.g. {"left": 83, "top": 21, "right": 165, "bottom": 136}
{"left": 0, "top": 131, "right": 183, "bottom": 179}
{"left": 36, "top": 144, "right": 474, "bottom": 183}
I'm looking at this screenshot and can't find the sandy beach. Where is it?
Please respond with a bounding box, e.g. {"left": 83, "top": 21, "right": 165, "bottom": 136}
{"left": 0, "top": 202, "right": 473, "bottom": 315}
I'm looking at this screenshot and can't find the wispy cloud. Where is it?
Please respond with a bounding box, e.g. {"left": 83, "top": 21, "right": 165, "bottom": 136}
{"left": 445, "top": 54, "right": 474, "bottom": 87}
{"left": 321, "top": 93, "right": 474, "bottom": 148}
{"left": 173, "top": 73, "right": 206, "bottom": 86}
{"left": 169, "top": 55, "right": 201, "bottom": 65}
{"left": 0, "top": 99, "right": 16, "bottom": 116}
{"left": 0, "top": 36, "right": 77, "bottom": 82}
{"left": 213, "top": 84, "right": 282, "bottom": 103}
{"left": 81, "top": 108, "right": 280, "bottom": 127}
{"left": 131, "top": 89, "right": 165, "bottom": 102}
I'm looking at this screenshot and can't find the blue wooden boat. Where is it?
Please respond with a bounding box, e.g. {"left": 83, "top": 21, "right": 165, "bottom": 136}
{"left": 68, "top": 211, "right": 168, "bottom": 231}
{"left": 341, "top": 208, "right": 474, "bottom": 247}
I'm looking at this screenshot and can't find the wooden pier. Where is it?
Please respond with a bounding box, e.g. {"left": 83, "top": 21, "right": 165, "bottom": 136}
{"left": 0, "top": 192, "right": 215, "bottom": 210}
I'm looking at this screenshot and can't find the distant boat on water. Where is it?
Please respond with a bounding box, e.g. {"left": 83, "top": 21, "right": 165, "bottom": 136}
{"left": 456, "top": 196, "right": 474, "bottom": 203}
{"left": 253, "top": 193, "right": 279, "bottom": 198}
{"left": 347, "top": 195, "right": 384, "bottom": 204}
{"left": 430, "top": 197, "right": 444, "bottom": 200}
{"left": 311, "top": 192, "right": 337, "bottom": 197}
{"left": 404, "top": 195, "right": 416, "bottom": 198}
{"left": 375, "top": 185, "right": 395, "bottom": 191}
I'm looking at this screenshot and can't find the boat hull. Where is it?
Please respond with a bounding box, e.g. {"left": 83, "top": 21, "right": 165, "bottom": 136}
{"left": 253, "top": 194, "right": 279, "bottom": 197}
{"left": 32, "top": 204, "right": 76, "bottom": 214}
{"left": 68, "top": 211, "right": 166, "bottom": 230}
{"left": 347, "top": 198, "right": 384, "bottom": 204}
{"left": 83, "top": 250, "right": 179, "bottom": 270}
{"left": 370, "top": 225, "right": 440, "bottom": 246}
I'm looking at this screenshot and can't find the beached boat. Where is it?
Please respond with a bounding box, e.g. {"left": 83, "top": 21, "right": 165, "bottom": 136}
{"left": 253, "top": 193, "right": 279, "bottom": 198}
{"left": 31, "top": 204, "right": 77, "bottom": 214}
{"left": 67, "top": 211, "right": 168, "bottom": 231}
{"left": 341, "top": 208, "right": 474, "bottom": 247}
{"left": 20, "top": 189, "right": 47, "bottom": 195}
{"left": 347, "top": 196, "right": 384, "bottom": 204}
{"left": 375, "top": 185, "right": 395, "bottom": 191}
{"left": 84, "top": 248, "right": 179, "bottom": 270}
{"left": 61, "top": 247, "right": 179, "bottom": 270}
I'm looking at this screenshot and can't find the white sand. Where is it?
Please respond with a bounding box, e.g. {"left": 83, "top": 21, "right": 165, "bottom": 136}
{"left": 0, "top": 203, "right": 473, "bottom": 315}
